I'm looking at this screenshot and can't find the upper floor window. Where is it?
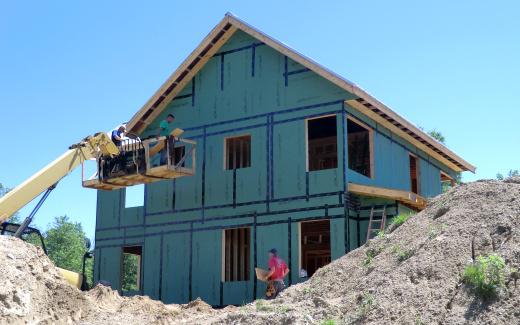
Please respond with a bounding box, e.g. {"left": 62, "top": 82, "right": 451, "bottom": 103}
{"left": 225, "top": 135, "right": 251, "bottom": 170}
{"left": 347, "top": 117, "right": 373, "bottom": 178}
{"left": 409, "top": 154, "right": 419, "bottom": 194}
{"left": 307, "top": 115, "right": 338, "bottom": 171}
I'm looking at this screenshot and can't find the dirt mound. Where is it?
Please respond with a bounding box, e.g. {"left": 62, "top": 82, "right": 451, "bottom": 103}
{"left": 0, "top": 236, "right": 218, "bottom": 325}
{"left": 2, "top": 179, "right": 519, "bottom": 324}
{"left": 213, "top": 179, "right": 520, "bottom": 324}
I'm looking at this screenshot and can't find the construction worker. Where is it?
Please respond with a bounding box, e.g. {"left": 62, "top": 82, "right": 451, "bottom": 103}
{"left": 111, "top": 125, "right": 126, "bottom": 147}
{"left": 265, "top": 248, "right": 289, "bottom": 299}
{"left": 156, "top": 114, "right": 175, "bottom": 165}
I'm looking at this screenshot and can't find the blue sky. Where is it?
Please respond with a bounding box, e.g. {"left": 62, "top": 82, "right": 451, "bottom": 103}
{"left": 1, "top": 1, "right": 518, "bottom": 241}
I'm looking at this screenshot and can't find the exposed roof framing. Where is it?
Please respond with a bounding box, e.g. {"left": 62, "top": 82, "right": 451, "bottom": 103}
{"left": 127, "top": 12, "right": 475, "bottom": 173}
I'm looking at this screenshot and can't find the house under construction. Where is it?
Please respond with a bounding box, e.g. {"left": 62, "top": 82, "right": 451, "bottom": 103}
{"left": 92, "top": 13, "right": 475, "bottom": 306}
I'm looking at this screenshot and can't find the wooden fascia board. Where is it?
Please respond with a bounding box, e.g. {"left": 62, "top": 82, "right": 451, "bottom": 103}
{"left": 127, "top": 17, "right": 237, "bottom": 133}
{"left": 348, "top": 183, "right": 427, "bottom": 210}
{"left": 345, "top": 99, "right": 474, "bottom": 173}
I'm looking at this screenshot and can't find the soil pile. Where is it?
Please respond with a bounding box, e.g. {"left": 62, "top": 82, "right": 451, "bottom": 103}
{"left": 1, "top": 179, "right": 520, "bottom": 324}
{"left": 214, "top": 179, "right": 520, "bottom": 324}
{"left": 0, "top": 236, "right": 217, "bottom": 324}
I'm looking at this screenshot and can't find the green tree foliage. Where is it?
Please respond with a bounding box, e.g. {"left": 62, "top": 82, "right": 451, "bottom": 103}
{"left": 44, "top": 216, "right": 93, "bottom": 286}
{"left": 427, "top": 130, "right": 446, "bottom": 144}
{"left": 497, "top": 170, "right": 519, "bottom": 180}
{"left": 122, "top": 253, "right": 140, "bottom": 291}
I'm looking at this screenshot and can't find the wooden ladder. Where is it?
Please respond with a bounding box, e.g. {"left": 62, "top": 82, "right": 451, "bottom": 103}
{"left": 366, "top": 205, "right": 387, "bottom": 242}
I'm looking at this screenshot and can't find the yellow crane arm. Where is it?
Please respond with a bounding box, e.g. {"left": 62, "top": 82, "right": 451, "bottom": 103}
{"left": 0, "top": 133, "right": 119, "bottom": 222}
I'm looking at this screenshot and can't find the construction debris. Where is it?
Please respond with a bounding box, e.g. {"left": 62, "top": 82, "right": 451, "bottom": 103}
{"left": 1, "top": 178, "right": 520, "bottom": 324}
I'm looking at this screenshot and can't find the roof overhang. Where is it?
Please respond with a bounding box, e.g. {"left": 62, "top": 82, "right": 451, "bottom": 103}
{"left": 127, "top": 12, "right": 476, "bottom": 173}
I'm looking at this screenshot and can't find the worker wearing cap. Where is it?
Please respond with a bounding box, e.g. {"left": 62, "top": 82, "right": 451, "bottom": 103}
{"left": 265, "top": 248, "right": 289, "bottom": 299}
{"left": 156, "top": 114, "right": 175, "bottom": 165}
{"left": 111, "top": 125, "right": 126, "bottom": 147}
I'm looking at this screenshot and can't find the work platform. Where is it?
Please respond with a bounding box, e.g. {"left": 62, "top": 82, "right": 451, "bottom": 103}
{"left": 83, "top": 136, "right": 196, "bottom": 190}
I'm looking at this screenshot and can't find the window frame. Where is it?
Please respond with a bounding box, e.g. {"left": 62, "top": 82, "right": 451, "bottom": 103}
{"left": 346, "top": 115, "right": 375, "bottom": 179}
{"left": 298, "top": 219, "right": 332, "bottom": 278}
{"left": 305, "top": 114, "right": 339, "bottom": 172}
{"left": 221, "top": 227, "right": 251, "bottom": 282}
{"left": 409, "top": 153, "right": 421, "bottom": 194}
{"left": 223, "top": 134, "right": 252, "bottom": 170}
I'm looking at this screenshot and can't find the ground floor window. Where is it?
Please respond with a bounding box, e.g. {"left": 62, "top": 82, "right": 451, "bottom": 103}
{"left": 300, "top": 220, "right": 331, "bottom": 278}
{"left": 223, "top": 227, "right": 251, "bottom": 282}
{"left": 121, "top": 246, "right": 142, "bottom": 292}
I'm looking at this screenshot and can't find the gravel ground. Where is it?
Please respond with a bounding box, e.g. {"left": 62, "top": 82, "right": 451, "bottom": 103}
{"left": 1, "top": 179, "right": 519, "bottom": 324}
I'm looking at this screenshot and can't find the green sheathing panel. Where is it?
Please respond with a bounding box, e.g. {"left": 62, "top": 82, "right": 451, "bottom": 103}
{"left": 96, "top": 246, "right": 121, "bottom": 289}
{"left": 192, "top": 230, "right": 221, "bottom": 305}
{"left": 162, "top": 232, "right": 190, "bottom": 304}
{"left": 94, "top": 29, "right": 462, "bottom": 305}
{"left": 96, "top": 189, "right": 121, "bottom": 229}
{"left": 419, "top": 158, "right": 442, "bottom": 197}
{"left": 145, "top": 181, "right": 173, "bottom": 214}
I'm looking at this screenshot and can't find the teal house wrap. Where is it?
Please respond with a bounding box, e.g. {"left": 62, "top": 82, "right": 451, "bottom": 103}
{"left": 93, "top": 13, "right": 475, "bottom": 306}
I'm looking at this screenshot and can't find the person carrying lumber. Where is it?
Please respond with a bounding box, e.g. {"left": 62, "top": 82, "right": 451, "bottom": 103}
{"left": 265, "top": 248, "right": 290, "bottom": 299}
{"left": 155, "top": 114, "right": 175, "bottom": 165}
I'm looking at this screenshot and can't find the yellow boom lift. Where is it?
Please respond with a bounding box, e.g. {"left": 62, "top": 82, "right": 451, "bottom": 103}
{"left": 0, "top": 130, "right": 196, "bottom": 289}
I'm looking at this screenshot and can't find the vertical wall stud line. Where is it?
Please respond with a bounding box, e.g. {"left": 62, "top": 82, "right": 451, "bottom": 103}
{"left": 172, "top": 179, "right": 176, "bottom": 211}
{"left": 143, "top": 184, "right": 148, "bottom": 218}
{"left": 305, "top": 172, "right": 310, "bottom": 201}
{"left": 251, "top": 44, "right": 256, "bottom": 77}
{"left": 356, "top": 211, "right": 361, "bottom": 248}
{"left": 284, "top": 56, "right": 288, "bottom": 87}
{"left": 288, "top": 217, "right": 292, "bottom": 286}
{"left": 341, "top": 104, "right": 348, "bottom": 190}
{"left": 253, "top": 212, "right": 258, "bottom": 299}
{"left": 269, "top": 114, "right": 274, "bottom": 199}
{"left": 159, "top": 233, "right": 164, "bottom": 300}
{"left": 191, "top": 78, "right": 196, "bottom": 107}
{"left": 202, "top": 126, "right": 207, "bottom": 223}
{"left": 265, "top": 116, "right": 270, "bottom": 212}
{"left": 220, "top": 55, "right": 225, "bottom": 91}
{"left": 189, "top": 221, "right": 193, "bottom": 301}
{"left": 233, "top": 168, "right": 237, "bottom": 208}
{"left": 344, "top": 193, "right": 350, "bottom": 253}
{"left": 119, "top": 189, "right": 123, "bottom": 230}
{"left": 140, "top": 242, "right": 145, "bottom": 296}
{"left": 96, "top": 248, "right": 101, "bottom": 284}
{"left": 219, "top": 281, "right": 224, "bottom": 307}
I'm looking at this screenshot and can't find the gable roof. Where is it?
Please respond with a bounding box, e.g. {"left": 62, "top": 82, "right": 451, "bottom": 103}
{"left": 126, "top": 13, "right": 475, "bottom": 173}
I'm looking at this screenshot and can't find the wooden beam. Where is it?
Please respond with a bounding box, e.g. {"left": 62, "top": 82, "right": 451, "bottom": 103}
{"left": 348, "top": 183, "right": 427, "bottom": 210}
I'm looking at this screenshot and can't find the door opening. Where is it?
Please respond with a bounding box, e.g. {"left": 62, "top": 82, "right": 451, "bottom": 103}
{"left": 300, "top": 220, "right": 331, "bottom": 278}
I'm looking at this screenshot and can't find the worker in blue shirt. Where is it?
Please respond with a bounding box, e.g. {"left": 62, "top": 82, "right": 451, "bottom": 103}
{"left": 156, "top": 114, "right": 175, "bottom": 165}
{"left": 111, "top": 125, "right": 126, "bottom": 147}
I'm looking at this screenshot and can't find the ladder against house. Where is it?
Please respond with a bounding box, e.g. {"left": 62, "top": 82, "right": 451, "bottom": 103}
{"left": 366, "top": 205, "right": 387, "bottom": 242}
